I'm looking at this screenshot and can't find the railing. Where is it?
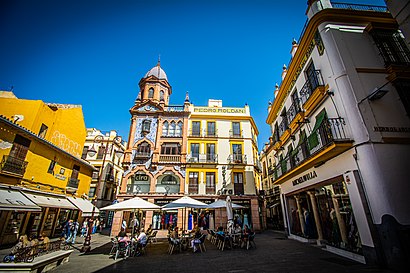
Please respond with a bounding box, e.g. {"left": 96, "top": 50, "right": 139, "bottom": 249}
{"left": 227, "top": 154, "right": 247, "bottom": 164}
{"left": 331, "top": 2, "right": 389, "bottom": 12}
{"left": 206, "top": 186, "right": 215, "bottom": 194}
{"left": 159, "top": 155, "right": 181, "bottom": 163}
{"left": 278, "top": 117, "right": 289, "bottom": 137}
{"left": 188, "top": 129, "right": 219, "bottom": 138}
{"left": 254, "top": 159, "right": 263, "bottom": 171}
{"left": 188, "top": 129, "right": 202, "bottom": 137}
{"left": 229, "top": 129, "right": 243, "bottom": 138}
{"left": 272, "top": 117, "right": 349, "bottom": 181}
{"left": 204, "top": 129, "right": 218, "bottom": 137}
{"left": 187, "top": 154, "right": 218, "bottom": 163}
{"left": 287, "top": 100, "right": 302, "bottom": 124}
{"left": 133, "top": 152, "right": 151, "bottom": 159}
{"left": 163, "top": 105, "right": 185, "bottom": 112}
{"left": 299, "top": 70, "right": 325, "bottom": 105}
{"left": 0, "top": 155, "right": 28, "bottom": 176}
{"left": 126, "top": 183, "right": 150, "bottom": 194}
{"left": 6, "top": 240, "right": 63, "bottom": 263}
{"left": 67, "top": 178, "right": 79, "bottom": 189}
{"left": 188, "top": 185, "right": 198, "bottom": 194}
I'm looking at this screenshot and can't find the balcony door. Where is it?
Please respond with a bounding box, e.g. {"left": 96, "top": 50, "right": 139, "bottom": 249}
{"left": 188, "top": 172, "right": 199, "bottom": 194}
{"left": 207, "top": 122, "right": 216, "bottom": 136}
{"left": 232, "top": 143, "right": 242, "bottom": 163}
{"left": 232, "top": 122, "right": 241, "bottom": 137}
{"left": 306, "top": 62, "right": 318, "bottom": 91}
{"left": 192, "top": 121, "right": 201, "bottom": 136}
{"left": 190, "top": 143, "right": 200, "bottom": 161}
{"left": 233, "top": 172, "right": 244, "bottom": 195}
{"left": 4, "top": 135, "right": 31, "bottom": 175}
{"left": 206, "top": 143, "right": 215, "bottom": 162}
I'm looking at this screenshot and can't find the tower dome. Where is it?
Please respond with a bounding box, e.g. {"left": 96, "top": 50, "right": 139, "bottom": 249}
{"left": 144, "top": 61, "right": 168, "bottom": 81}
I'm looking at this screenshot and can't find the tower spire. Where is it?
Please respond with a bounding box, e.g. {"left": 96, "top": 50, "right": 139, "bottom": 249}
{"left": 157, "top": 54, "right": 161, "bottom": 67}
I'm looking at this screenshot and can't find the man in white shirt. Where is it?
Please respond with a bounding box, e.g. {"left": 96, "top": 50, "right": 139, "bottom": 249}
{"left": 134, "top": 229, "right": 147, "bottom": 256}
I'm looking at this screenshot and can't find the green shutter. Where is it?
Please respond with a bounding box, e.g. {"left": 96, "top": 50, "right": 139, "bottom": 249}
{"left": 311, "top": 109, "right": 327, "bottom": 132}
{"left": 308, "top": 109, "right": 327, "bottom": 150}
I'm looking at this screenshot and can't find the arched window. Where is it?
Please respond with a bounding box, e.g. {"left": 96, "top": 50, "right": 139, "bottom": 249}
{"left": 160, "top": 90, "right": 165, "bottom": 101}
{"left": 148, "top": 88, "right": 154, "bottom": 99}
{"left": 162, "top": 121, "right": 169, "bottom": 136}
{"left": 169, "top": 121, "right": 176, "bottom": 136}
{"left": 176, "top": 121, "right": 182, "bottom": 136}
{"left": 142, "top": 119, "right": 151, "bottom": 133}
{"left": 136, "top": 141, "right": 151, "bottom": 156}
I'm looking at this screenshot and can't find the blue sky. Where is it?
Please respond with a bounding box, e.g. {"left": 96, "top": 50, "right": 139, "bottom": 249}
{"left": 0, "top": 0, "right": 386, "bottom": 150}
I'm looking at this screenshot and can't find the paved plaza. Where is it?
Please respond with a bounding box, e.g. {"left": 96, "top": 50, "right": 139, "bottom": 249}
{"left": 37, "top": 230, "right": 399, "bottom": 273}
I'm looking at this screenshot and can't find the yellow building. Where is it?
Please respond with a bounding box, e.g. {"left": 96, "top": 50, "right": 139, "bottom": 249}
{"left": 0, "top": 91, "right": 96, "bottom": 245}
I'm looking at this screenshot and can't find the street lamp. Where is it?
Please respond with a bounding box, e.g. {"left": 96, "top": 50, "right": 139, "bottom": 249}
{"left": 81, "top": 134, "right": 123, "bottom": 252}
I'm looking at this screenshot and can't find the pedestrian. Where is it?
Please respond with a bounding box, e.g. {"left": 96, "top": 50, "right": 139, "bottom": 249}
{"left": 99, "top": 219, "right": 104, "bottom": 233}
{"left": 122, "top": 219, "right": 127, "bottom": 231}
{"left": 81, "top": 219, "right": 88, "bottom": 237}
{"left": 64, "top": 219, "right": 73, "bottom": 240}
{"left": 66, "top": 219, "right": 79, "bottom": 244}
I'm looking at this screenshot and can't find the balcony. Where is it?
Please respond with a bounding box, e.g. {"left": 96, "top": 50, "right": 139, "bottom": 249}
{"left": 126, "top": 183, "right": 150, "bottom": 194}
{"left": 227, "top": 154, "right": 247, "bottom": 165}
{"left": 272, "top": 117, "right": 352, "bottom": 183}
{"left": 287, "top": 101, "right": 305, "bottom": 131}
{"left": 0, "top": 155, "right": 28, "bottom": 177}
{"left": 204, "top": 129, "right": 218, "bottom": 138}
{"left": 187, "top": 154, "right": 218, "bottom": 164}
{"left": 188, "top": 129, "right": 202, "bottom": 137}
{"left": 188, "top": 185, "right": 198, "bottom": 194}
{"left": 159, "top": 154, "right": 181, "bottom": 163}
{"left": 206, "top": 186, "right": 216, "bottom": 194}
{"left": 254, "top": 159, "right": 263, "bottom": 173}
{"left": 299, "top": 70, "right": 327, "bottom": 116}
{"left": 67, "top": 178, "right": 79, "bottom": 189}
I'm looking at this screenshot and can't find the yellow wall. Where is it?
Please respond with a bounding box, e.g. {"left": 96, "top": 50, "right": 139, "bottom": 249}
{"left": 0, "top": 96, "right": 92, "bottom": 196}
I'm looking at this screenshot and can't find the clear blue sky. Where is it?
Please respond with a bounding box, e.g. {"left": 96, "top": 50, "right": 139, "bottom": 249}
{"left": 0, "top": 0, "right": 386, "bottom": 150}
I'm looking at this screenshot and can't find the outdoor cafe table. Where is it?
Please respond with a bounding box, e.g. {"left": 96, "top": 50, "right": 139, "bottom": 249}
{"left": 180, "top": 233, "right": 193, "bottom": 250}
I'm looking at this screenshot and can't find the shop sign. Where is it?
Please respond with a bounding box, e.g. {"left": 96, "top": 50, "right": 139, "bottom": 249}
{"left": 135, "top": 174, "right": 149, "bottom": 181}
{"left": 232, "top": 199, "right": 251, "bottom": 205}
{"left": 54, "top": 174, "right": 66, "bottom": 181}
{"left": 193, "top": 107, "right": 245, "bottom": 114}
{"left": 373, "top": 126, "right": 410, "bottom": 133}
{"left": 155, "top": 199, "right": 173, "bottom": 205}
{"left": 161, "top": 180, "right": 178, "bottom": 185}
{"left": 292, "top": 171, "right": 317, "bottom": 186}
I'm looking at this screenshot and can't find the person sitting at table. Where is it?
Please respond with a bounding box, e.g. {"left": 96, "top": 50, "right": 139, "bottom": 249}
{"left": 233, "top": 223, "right": 242, "bottom": 234}
{"left": 216, "top": 226, "right": 225, "bottom": 236}
{"left": 134, "top": 228, "right": 147, "bottom": 256}
{"left": 118, "top": 231, "right": 131, "bottom": 247}
{"left": 190, "top": 226, "right": 202, "bottom": 252}
{"left": 241, "top": 225, "right": 251, "bottom": 248}
{"left": 170, "top": 227, "right": 180, "bottom": 244}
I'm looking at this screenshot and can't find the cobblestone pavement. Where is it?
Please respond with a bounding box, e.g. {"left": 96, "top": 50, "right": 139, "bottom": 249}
{"left": 7, "top": 230, "right": 402, "bottom": 273}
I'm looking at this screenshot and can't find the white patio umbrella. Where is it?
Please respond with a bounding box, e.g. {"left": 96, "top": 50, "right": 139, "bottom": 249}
{"left": 100, "top": 197, "right": 160, "bottom": 238}
{"left": 162, "top": 196, "right": 208, "bottom": 231}
{"left": 226, "top": 196, "right": 234, "bottom": 234}
{"left": 207, "top": 199, "right": 245, "bottom": 209}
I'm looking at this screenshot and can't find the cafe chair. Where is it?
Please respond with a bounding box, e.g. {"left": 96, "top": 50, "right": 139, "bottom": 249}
{"left": 148, "top": 230, "right": 158, "bottom": 244}
{"left": 195, "top": 234, "right": 207, "bottom": 253}
{"left": 246, "top": 233, "right": 256, "bottom": 250}
{"left": 114, "top": 241, "right": 130, "bottom": 260}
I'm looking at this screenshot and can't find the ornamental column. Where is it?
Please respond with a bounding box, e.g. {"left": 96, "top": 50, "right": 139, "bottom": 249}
{"left": 294, "top": 195, "right": 305, "bottom": 235}
{"left": 307, "top": 191, "right": 323, "bottom": 243}
{"left": 332, "top": 195, "right": 348, "bottom": 245}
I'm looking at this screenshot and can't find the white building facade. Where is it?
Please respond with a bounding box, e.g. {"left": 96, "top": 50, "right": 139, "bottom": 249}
{"left": 264, "top": 0, "right": 410, "bottom": 269}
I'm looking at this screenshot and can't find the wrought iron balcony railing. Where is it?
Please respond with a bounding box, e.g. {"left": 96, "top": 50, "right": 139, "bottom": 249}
{"left": 278, "top": 117, "right": 289, "bottom": 137}
{"left": 272, "top": 117, "right": 349, "bottom": 181}
{"left": 229, "top": 129, "right": 243, "bottom": 138}
{"left": 187, "top": 153, "right": 218, "bottom": 163}
{"left": 299, "top": 70, "right": 325, "bottom": 105}
{"left": 287, "top": 100, "right": 302, "bottom": 124}
{"left": 227, "top": 154, "right": 247, "bottom": 164}
{"left": 0, "top": 155, "right": 28, "bottom": 177}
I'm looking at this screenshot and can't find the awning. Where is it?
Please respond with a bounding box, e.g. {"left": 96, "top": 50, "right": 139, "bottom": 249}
{"left": 68, "top": 196, "right": 99, "bottom": 217}
{"left": 0, "top": 187, "right": 41, "bottom": 212}
{"left": 22, "top": 192, "right": 77, "bottom": 210}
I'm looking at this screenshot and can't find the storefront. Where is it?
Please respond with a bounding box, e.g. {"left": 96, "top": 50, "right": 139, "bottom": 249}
{"left": 279, "top": 151, "right": 372, "bottom": 263}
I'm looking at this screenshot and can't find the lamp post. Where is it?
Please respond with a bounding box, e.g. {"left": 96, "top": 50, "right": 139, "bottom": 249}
{"left": 81, "top": 134, "right": 123, "bottom": 252}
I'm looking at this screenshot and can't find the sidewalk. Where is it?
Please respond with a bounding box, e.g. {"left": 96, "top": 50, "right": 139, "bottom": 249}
{"left": 48, "top": 230, "right": 401, "bottom": 273}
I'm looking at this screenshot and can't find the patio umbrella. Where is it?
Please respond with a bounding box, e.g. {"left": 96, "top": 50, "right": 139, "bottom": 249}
{"left": 207, "top": 199, "right": 245, "bottom": 209}
{"left": 100, "top": 197, "right": 160, "bottom": 238}
{"left": 226, "top": 196, "right": 234, "bottom": 234}
{"left": 161, "top": 196, "right": 208, "bottom": 231}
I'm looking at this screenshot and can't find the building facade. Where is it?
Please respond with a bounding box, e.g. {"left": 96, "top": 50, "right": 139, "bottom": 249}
{"left": 0, "top": 92, "right": 96, "bottom": 245}
{"left": 263, "top": 0, "right": 410, "bottom": 269}
{"left": 111, "top": 62, "right": 262, "bottom": 236}
{"left": 82, "top": 128, "right": 126, "bottom": 229}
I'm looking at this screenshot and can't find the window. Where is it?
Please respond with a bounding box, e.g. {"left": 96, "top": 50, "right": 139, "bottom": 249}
{"left": 306, "top": 62, "right": 319, "bottom": 91}
{"left": 160, "top": 90, "right": 165, "bottom": 101}
{"left": 233, "top": 172, "right": 244, "bottom": 195}
{"left": 81, "top": 146, "right": 88, "bottom": 159}
{"left": 68, "top": 165, "right": 80, "bottom": 189}
{"left": 136, "top": 141, "right": 151, "bottom": 155}
{"left": 192, "top": 121, "right": 201, "bottom": 136}
{"left": 207, "top": 122, "right": 216, "bottom": 136}
{"left": 232, "top": 144, "right": 243, "bottom": 163}
{"left": 169, "top": 121, "right": 176, "bottom": 136}
{"left": 148, "top": 88, "right": 154, "bottom": 98}
{"left": 206, "top": 143, "right": 216, "bottom": 162}
{"left": 92, "top": 168, "right": 100, "bottom": 179}
{"left": 371, "top": 29, "right": 410, "bottom": 66}
{"left": 206, "top": 172, "right": 215, "bottom": 194}
{"left": 190, "top": 143, "right": 200, "bottom": 161}
{"left": 161, "top": 143, "right": 180, "bottom": 155}
{"left": 38, "top": 124, "right": 48, "bottom": 138}
{"left": 10, "top": 135, "right": 30, "bottom": 160}
{"left": 176, "top": 121, "right": 182, "bottom": 136}
{"left": 71, "top": 165, "right": 80, "bottom": 180}
{"left": 163, "top": 121, "right": 169, "bottom": 136}
{"left": 188, "top": 172, "right": 199, "bottom": 194}
{"left": 142, "top": 120, "right": 151, "bottom": 133}
{"left": 89, "top": 187, "right": 96, "bottom": 198}
{"left": 47, "top": 159, "right": 56, "bottom": 174}
{"left": 97, "top": 145, "right": 106, "bottom": 160}
{"left": 232, "top": 122, "right": 241, "bottom": 137}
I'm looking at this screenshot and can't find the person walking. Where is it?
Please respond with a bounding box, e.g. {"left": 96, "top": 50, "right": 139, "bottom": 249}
{"left": 66, "top": 219, "right": 79, "bottom": 244}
